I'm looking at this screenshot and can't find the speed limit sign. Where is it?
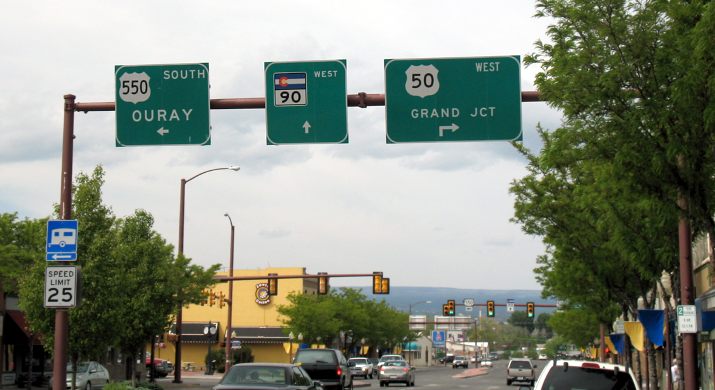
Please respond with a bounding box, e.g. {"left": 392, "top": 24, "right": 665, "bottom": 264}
{"left": 44, "top": 266, "right": 79, "bottom": 308}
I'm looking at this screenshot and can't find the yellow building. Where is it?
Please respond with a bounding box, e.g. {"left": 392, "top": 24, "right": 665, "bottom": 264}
{"left": 151, "top": 267, "right": 318, "bottom": 371}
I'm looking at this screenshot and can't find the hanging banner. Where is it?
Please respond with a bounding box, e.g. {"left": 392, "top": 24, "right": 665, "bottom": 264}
{"left": 624, "top": 321, "right": 645, "bottom": 351}
{"left": 609, "top": 334, "right": 625, "bottom": 355}
{"left": 638, "top": 309, "right": 665, "bottom": 347}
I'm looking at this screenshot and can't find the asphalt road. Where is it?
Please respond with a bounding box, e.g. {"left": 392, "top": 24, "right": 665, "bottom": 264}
{"left": 156, "top": 359, "right": 549, "bottom": 390}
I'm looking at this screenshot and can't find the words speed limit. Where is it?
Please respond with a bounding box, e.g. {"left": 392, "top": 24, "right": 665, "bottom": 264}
{"left": 44, "top": 265, "right": 79, "bottom": 308}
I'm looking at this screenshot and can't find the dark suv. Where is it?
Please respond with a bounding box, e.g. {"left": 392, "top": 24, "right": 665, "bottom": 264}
{"left": 293, "top": 348, "right": 352, "bottom": 390}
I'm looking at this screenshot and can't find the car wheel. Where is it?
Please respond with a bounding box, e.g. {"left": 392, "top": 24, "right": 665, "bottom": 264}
{"left": 506, "top": 379, "right": 512, "bottom": 386}
{"left": 85, "top": 382, "right": 92, "bottom": 390}
{"left": 379, "top": 382, "right": 384, "bottom": 387}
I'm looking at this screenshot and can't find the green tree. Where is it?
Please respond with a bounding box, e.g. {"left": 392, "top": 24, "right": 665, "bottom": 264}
{"left": 507, "top": 311, "right": 535, "bottom": 334}
{"left": 18, "top": 166, "right": 219, "bottom": 380}
{"left": 278, "top": 288, "right": 411, "bottom": 355}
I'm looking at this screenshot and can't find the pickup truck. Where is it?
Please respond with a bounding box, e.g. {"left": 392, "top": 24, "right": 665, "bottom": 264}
{"left": 506, "top": 358, "right": 536, "bottom": 386}
{"left": 293, "top": 348, "right": 353, "bottom": 390}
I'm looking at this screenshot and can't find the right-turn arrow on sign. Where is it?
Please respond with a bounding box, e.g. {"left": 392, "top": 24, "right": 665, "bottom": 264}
{"left": 384, "top": 56, "right": 522, "bottom": 143}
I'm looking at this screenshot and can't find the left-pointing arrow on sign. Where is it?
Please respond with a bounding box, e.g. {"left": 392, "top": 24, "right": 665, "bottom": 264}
{"left": 157, "top": 127, "right": 170, "bottom": 136}
{"left": 51, "top": 254, "right": 74, "bottom": 260}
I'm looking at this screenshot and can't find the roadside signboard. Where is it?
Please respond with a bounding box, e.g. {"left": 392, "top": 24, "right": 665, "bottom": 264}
{"left": 409, "top": 315, "right": 427, "bottom": 330}
{"left": 384, "top": 56, "right": 521, "bottom": 143}
{"left": 265, "top": 60, "right": 348, "bottom": 144}
{"left": 231, "top": 340, "right": 242, "bottom": 350}
{"left": 677, "top": 305, "right": 697, "bottom": 334}
{"left": 115, "top": 63, "right": 211, "bottom": 146}
{"left": 44, "top": 265, "right": 78, "bottom": 308}
{"left": 431, "top": 330, "right": 446, "bottom": 346}
{"left": 507, "top": 299, "right": 515, "bottom": 312}
{"left": 465, "top": 306, "right": 473, "bottom": 312}
{"left": 46, "top": 220, "right": 78, "bottom": 261}
{"left": 463, "top": 298, "right": 474, "bottom": 307}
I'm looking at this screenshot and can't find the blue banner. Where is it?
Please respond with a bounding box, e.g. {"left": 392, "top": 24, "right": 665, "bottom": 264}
{"left": 638, "top": 309, "right": 665, "bottom": 347}
{"left": 609, "top": 334, "right": 625, "bottom": 355}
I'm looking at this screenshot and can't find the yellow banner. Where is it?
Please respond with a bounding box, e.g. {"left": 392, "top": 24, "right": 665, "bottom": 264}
{"left": 624, "top": 321, "right": 645, "bottom": 351}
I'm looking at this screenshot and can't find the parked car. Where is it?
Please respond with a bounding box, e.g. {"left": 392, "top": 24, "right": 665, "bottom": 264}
{"left": 146, "top": 357, "right": 172, "bottom": 378}
{"left": 442, "top": 354, "right": 455, "bottom": 365}
{"left": 347, "top": 357, "right": 373, "bottom": 379}
{"left": 533, "top": 360, "right": 639, "bottom": 390}
{"left": 50, "top": 361, "right": 110, "bottom": 390}
{"left": 292, "top": 348, "right": 352, "bottom": 390}
{"left": 377, "top": 355, "right": 405, "bottom": 367}
{"left": 481, "top": 359, "right": 493, "bottom": 368}
{"left": 377, "top": 360, "right": 415, "bottom": 387}
{"left": 452, "top": 356, "right": 468, "bottom": 369}
{"left": 506, "top": 358, "right": 536, "bottom": 386}
{"left": 214, "top": 363, "right": 323, "bottom": 390}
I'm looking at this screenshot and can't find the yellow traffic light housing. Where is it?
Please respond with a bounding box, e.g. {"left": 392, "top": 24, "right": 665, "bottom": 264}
{"left": 209, "top": 289, "right": 216, "bottom": 306}
{"left": 372, "top": 272, "right": 383, "bottom": 294}
{"left": 487, "top": 300, "right": 495, "bottom": 317}
{"left": 442, "top": 304, "right": 450, "bottom": 316}
{"left": 200, "top": 290, "right": 208, "bottom": 306}
{"left": 318, "top": 272, "right": 329, "bottom": 295}
{"left": 527, "top": 302, "right": 535, "bottom": 318}
{"left": 268, "top": 273, "right": 278, "bottom": 296}
{"left": 219, "top": 291, "right": 226, "bottom": 308}
{"left": 380, "top": 277, "right": 390, "bottom": 294}
{"left": 447, "top": 299, "right": 455, "bottom": 316}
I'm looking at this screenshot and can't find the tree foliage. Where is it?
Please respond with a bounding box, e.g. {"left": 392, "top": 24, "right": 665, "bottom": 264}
{"left": 277, "top": 288, "right": 412, "bottom": 354}
{"left": 511, "top": 0, "right": 715, "bottom": 339}
{"left": 18, "top": 166, "right": 219, "bottom": 366}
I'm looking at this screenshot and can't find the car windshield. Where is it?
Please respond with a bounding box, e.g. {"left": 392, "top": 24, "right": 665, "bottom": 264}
{"left": 221, "top": 366, "right": 288, "bottom": 386}
{"left": 66, "top": 362, "right": 89, "bottom": 373}
{"left": 349, "top": 359, "right": 368, "bottom": 364}
{"left": 456, "top": 356, "right": 466, "bottom": 360}
{"left": 510, "top": 361, "right": 532, "bottom": 369}
{"left": 541, "top": 366, "right": 636, "bottom": 390}
{"left": 380, "top": 356, "right": 401, "bottom": 362}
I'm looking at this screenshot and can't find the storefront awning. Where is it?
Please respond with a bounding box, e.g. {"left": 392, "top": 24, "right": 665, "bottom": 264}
{"left": 169, "top": 322, "right": 221, "bottom": 344}
{"left": 229, "top": 327, "right": 289, "bottom": 345}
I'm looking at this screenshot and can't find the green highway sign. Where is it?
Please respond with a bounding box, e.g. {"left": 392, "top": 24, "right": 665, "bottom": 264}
{"left": 265, "top": 60, "right": 348, "bottom": 145}
{"left": 384, "top": 56, "right": 522, "bottom": 143}
{"left": 115, "top": 63, "right": 211, "bottom": 146}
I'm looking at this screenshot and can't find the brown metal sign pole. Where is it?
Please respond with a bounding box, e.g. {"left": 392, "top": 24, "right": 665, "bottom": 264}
{"left": 53, "top": 94, "right": 75, "bottom": 390}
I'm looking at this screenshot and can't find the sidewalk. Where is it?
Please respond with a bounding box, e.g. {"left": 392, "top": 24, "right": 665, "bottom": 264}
{"left": 452, "top": 367, "right": 490, "bottom": 379}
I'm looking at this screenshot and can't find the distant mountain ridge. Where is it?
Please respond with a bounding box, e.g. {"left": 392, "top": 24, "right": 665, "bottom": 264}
{"left": 348, "top": 286, "right": 555, "bottom": 320}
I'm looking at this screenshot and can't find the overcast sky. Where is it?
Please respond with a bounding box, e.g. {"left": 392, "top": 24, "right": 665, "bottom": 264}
{"left": 0, "top": 1, "right": 562, "bottom": 290}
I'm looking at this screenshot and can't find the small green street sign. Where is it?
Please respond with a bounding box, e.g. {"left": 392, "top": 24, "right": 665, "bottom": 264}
{"left": 265, "top": 60, "right": 348, "bottom": 145}
{"left": 384, "top": 56, "right": 522, "bottom": 143}
{"left": 115, "top": 63, "right": 211, "bottom": 146}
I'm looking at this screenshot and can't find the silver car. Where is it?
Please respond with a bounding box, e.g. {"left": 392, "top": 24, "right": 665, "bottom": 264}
{"left": 378, "top": 360, "right": 415, "bottom": 387}
{"left": 51, "top": 361, "right": 110, "bottom": 390}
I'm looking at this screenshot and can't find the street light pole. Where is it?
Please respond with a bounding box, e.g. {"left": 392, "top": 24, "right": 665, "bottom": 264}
{"left": 174, "top": 165, "right": 240, "bottom": 383}
{"left": 224, "top": 213, "right": 235, "bottom": 373}
{"left": 289, "top": 332, "right": 294, "bottom": 363}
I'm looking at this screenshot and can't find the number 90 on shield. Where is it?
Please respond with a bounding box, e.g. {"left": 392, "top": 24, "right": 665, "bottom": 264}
{"left": 273, "top": 72, "right": 308, "bottom": 107}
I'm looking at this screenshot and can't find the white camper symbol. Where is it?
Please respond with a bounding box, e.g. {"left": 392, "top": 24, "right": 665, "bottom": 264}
{"left": 49, "top": 228, "right": 76, "bottom": 248}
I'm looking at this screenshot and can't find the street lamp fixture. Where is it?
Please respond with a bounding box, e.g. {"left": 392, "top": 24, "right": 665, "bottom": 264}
{"left": 223, "top": 213, "right": 235, "bottom": 373}
{"left": 408, "top": 300, "right": 431, "bottom": 315}
{"left": 203, "top": 321, "right": 217, "bottom": 375}
{"left": 174, "top": 165, "right": 240, "bottom": 384}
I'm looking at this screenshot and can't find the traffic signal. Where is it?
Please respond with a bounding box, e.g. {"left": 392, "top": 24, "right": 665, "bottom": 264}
{"left": 318, "top": 272, "right": 329, "bottom": 295}
{"left": 380, "top": 278, "right": 390, "bottom": 294}
{"left": 443, "top": 304, "right": 450, "bottom": 316}
{"left": 372, "top": 272, "right": 383, "bottom": 294}
{"left": 527, "top": 302, "right": 535, "bottom": 318}
{"left": 200, "top": 290, "right": 208, "bottom": 306}
{"left": 447, "top": 300, "right": 455, "bottom": 316}
{"left": 268, "top": 273, "right": 278, "bottom": 296}
{"left": 219, "top": 291, "right": 226, "bottom": 308}
{"left": 487, "top": 300, "right": 495, "bottom": 317}
{"left": 209, "top": 289, "right": 216, "bottom": 306}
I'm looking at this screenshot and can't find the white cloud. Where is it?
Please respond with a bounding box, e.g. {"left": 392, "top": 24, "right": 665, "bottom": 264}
{"left": 0, "top": 0, "right": 560, "bottom": 290}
